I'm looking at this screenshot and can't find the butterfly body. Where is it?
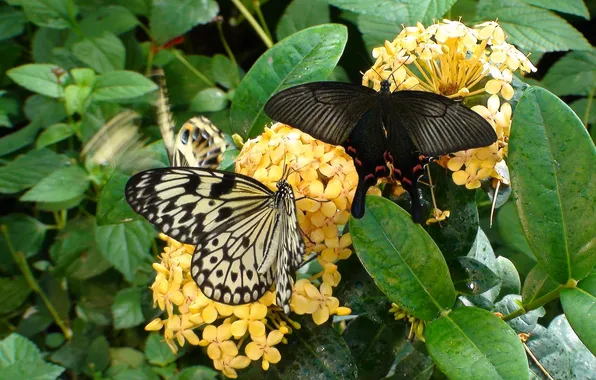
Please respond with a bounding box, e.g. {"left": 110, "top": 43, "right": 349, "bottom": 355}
{"left": 264, "top": 80, "right": 497, "bottom": 222}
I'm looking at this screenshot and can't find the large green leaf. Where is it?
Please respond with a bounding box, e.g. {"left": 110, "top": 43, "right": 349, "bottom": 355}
{"left": 548, "top": 315, "right": 596, "bottom": 377}
{"left": 424, "top": 164, "right": 479, "bottom": 260}
{"left": 92, "top": 71, "right": 157, "bottom": 101}
{"left": 521, "top": 0, "right": 590, "bottom": 19}
{"left": 7, "top": 64, "right": 67, "bottom": 98}
{"left": 276, "top": 0, "right": 331, "bottom": 40}
{"left": 357, "top": 15, "right": 402, "bottom": 55}
{"left": 350, "top": 196, "right": 456, "bottom": 320}
{"left": 144, "top": 333, "right": 177, "bottom": 367}
{"left": 521, "top": 264, "right": 560, "bottom": 306}
{"left": 509, "top": 86, "right": 596, "bottom": 283}
{"left": 477, "top": 0, "right": 591, "bottom": 52}
{"left": 97, "top": 171, "right": 138, "bottom": 225}
{"left": 22, "top": 0, "right": 74, "bottom": 29}
{"left": 231, "top": 24, "right": 347, "bottom": 139}
{"left": 494, "top": 295, "right": 545, "bottom": 334}
{"left": 561, "top": 273, "right": 596, "bottom": 354}
{"left": 0, "top": 333, "right": 65, "bottom": 379}
{"left": 542, "top": 49, "right": 595, "bottom": 97}
{"left": 95, "top": 220, "right": 155, "bottom": 282}
{"left": 496, "top": 201, "right": 534, "bottom": 260}
{"left": 72, "top": 32, "right": 126, "bottom": 73}
{"left": 495, "top": 256, "right": 521, "bottom": 301}
{"left": 20, "top": 165, "right": 90, "bottom": 203}
{"left": 0, "top": 277, "right": 32, "bottom": 315}
{"left": 79, "top": 6, "right": 139, "bottom": 37}
{"left": 150, "top": 0, "right": 218, "bottom": 45}
{"left": 0, "top": 214, "right": 48, "bottom": 268}
{"left": 426, "top": 307, "right": 528, "bottom": 379}
{"left": 328, "top": 0, "right": 457, "bottom": 25}
{"left": 448, "top": 257, "right": 501, "bottom": 296}
{"left": 112, "top": 287, "right": 144, "bottom": 329}
{"left": 0, "top": 149, "right": 69, "bottom": 194}
{"left": 570, "top": 98, "right": 596, "bottom": 127}
{"left": 0, "top": 6, "right": 25, "bottom": 41}
{"left": 163, "top": 54, "right": 214, "bottom": 106}
{"left": 466, "top": 229, "right": 501, "bottom": 303}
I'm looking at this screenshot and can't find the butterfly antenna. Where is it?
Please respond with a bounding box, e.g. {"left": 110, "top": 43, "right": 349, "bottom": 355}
{"left": 299, "top": 251, "right": 320, "bottom": 269}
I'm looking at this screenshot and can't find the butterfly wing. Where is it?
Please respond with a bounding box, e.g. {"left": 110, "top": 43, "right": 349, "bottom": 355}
{"left": 154, "top": 69, "right": 177, "bottom": 161}
{"left": 387, "top": 91, "right": 497, "bottom": 156}
{"left": 264, "top": 82, "right": 378, "bottom": 144}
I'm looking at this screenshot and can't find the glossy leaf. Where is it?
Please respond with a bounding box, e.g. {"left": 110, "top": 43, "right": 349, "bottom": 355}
{"left": 72, "top": 32, "right": 126, "bottom": 73}
{"left": 36, "top": 123, "right": 74, "bottom": 148}
{"left": 426, "top": 307, "right": 528, "bottom": 379}
{"left": 23, "top": 94, "right": 66, "bottom": 127}
{"left": 97, "top": 171, "right": 138, "bottom": 225}
{"left": 350, "top": 196, "right": 456, "bottom": 320}
{"left": 357, "top": 15, "right": 402, "bottom": 54}
{"left": 494, "top": 295, "right": 545, "bottom": 334}
{"left": 509, "top": 86, "right": 596, "bottom": 283}
{"left": 211, "top": 54, "right": 242, "bottom": 89}
{"left": 385, "top": 340, "right": 435, "bottom": 380}
{"left": 145, "top": 333, "right": 177, "bottom": 367}
{"left": 112, "top": 287, "right": 143, "bottom": 329}
{"left": 20, "top": 165, "right": 90, "bottom": 203}
{"left": 276, "top": 0, "right": 331, "bottom": 40}
{"left": 0, "top": 333, "right": 65, "bottom": 379}
{"left": 570, "top": 98, "right": 596, "bottom": 127}
{"left": 150, "top": 0, "right": 218, "bottom": 45}
{"left": 542, "top": 48, "right": 595, "bottom": 97}
{"left": 477, "top": 0, "right": 591, "bottom": 52}
{"left": 92, "top": 71, "right": 157, "bottom": 101}
{"left": 22, "top": 0, "right": 74, "bottom": 29}
{"left": 548, "top": 315, "right": 596, "bottom": 376}
{"left": 95, "top": 220, "right": 154, "bottom": 282}
{"left": 467, "top": 229, "right": 501, "bottom": 303}
{"left": 7, "top": 63, "right": 67, "bottom": 98}
{"left": 561, "top": 273, "right": 596, "bottom": 354}
{"left": 328, "top": 0, "right": 457, "bottom": 25}
{"left": 448, "top": 257, "right": 501, "bottom": 296}
{"left": 424, "top": 163, "right": 479, "bottom": 260}
{"left": 525, "top": 323, "right": 574, "bottom": 379}
{"left": 522, "top": 264, "right": 561, "bottom": 306}
{"left": 495, "top": 256, "right": 521, "bottom": 301}
{"left": 189, "top": 88, "right": 228, "bottom": 112}
{"left": 79, "top": 6, "right": 138, "bottom": 37}
{"left": 521, "top": 0, "right": 589, "bottom": 18}
{"left": 0, "top": 149, "right": 69, "bottom": 194}
{"left": 231, "top": 24, "right": 347, "bottom": 138}
{"left": 171, "top": 366, "right": 218, "bottom": 380}
{"left": 0, "top": 7, "right": 25, "bottom": 40}
{"left": 496, "top": 201, "right": 534, "bottom": 260}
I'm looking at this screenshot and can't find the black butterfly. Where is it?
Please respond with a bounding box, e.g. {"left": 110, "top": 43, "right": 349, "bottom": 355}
{"left": 264, "top": 80, "right": 497, "bottom": 222}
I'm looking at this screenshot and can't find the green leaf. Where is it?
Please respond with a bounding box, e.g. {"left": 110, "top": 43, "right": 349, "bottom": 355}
{"left": 22, "top": 0, "right": 74, "bottom": 29}
{"left": 0, "top": 277, "right": 32, "bottom": 315}
{"left": 112, "top": 287, "right": 144, "bottom": 329}
{"left": 7, "top": 63, "right": 67, "bottom": 98}
{"left": 189, "top": 88, "right": 228, "bottom": 112}
{"left": 0, "top": 122, "right": 44, "bottom": 157}
{"left": 97, "top": 171, "right": 139, "bottom": 225}
{"left": 109, "top": 347, "right": 146, "bottom": 369}
{"left": 50, "top": 217, "right": 112, "bottom": 280}
{"left": 495, "top": 256, "right": 521, "bottom": 301}
{"left": 36, "top": 123, "right": 74, "bottom": 148}
{"left": 85, "top": 336, "right": 110, "bottom": 376}
{"left": 426, "top": 307, "right": 528, "bottom": 379}
{"left": 171, "top": 366, "right": 218, "bottom": 380}
{"left": 92, "top": 70, "right": 158, "bottom": 101}
{"left": 334, "top": 255, "right": 392, "bottom": 324}
{"left": 0, "top": 214, "right": 48, "bottom": 265}
{"left": 231, "top": 24, "right": 347, "bottom": 139}
{"left": 424, "top": 163, "right": 479, "bottom": 260}
{"left": 20, "top": 165, "right": 90, "bottom": 203}
{"left": 0, "top": 149, "right": 69, "bottom": 193}
{"left": 45, "top": 333, "right": 65, "bottom": 349}
{"left": 80, "top": 6, "right": 139, "bottom": 37}
{"left": 64, "top": 85, "right": 92, "bottom": 115}
{"left": 542, "top": 49, "right": 595, "bottom": 97}
{"left": 0, "top": 6, "right": 25, "bottom": 40}
{"left": 548, "top": 314, "right": 596, "bottom": 377}
{"left": 24, "top": 94, "right": 67, "bottom": 127}
{"left": 276, "top": 0, "right": 331, "bottom": 40}
{"left": 350, "top": 195, "right": 456, "bottom": 320}
{"left": 496, "top": 201, "right": 534, "bottom": 260}
{"left": 385, "top": 340, "right": 435, "bottom": 379}
{"left": 95, "top": 220, "right": 154, "bottom": 282}
{"left": 466, "top": 229, "right": 501, "bottom": 303}
{"left": 71, "top": 68, "right": 96, "bottom": 87}
{"left": 163, "top": 54, "right": 215, "bottom": 105}
{"left": 343, "top": 316, "right": 408, "bottom": 378}
{"left": 476, "top": 0, "right": 591, "bottom": 52}
{"left": 449, "top": 257, "right": 501, "bottom": 296}
{"left": 521, "top": 0, "right": 590, "bottom": 19}
{"left": 272, "top": 317, "right": 357, "bottom": 379}
{"left": 150, "top": 0, "right": 219, "bottom": 45}
{"left": 494, "top": 294, "right": 545, "bottom": 333}
{"left": 357, "top": 15, "right": 402, "bottom": 56}
{"left": 524, "top": 323, "right": 573, "bottom": 379}
{"left": 570, "top": 98, "right": 596, "bottom": 126}
{"left": 38, "top": 272, "right": 71, "bottom": 322}
{"left": 72, "top": 32, "right": 126, "bottom": 73}
{"left": 144, "top": 333, "right": 177, "bottom": 367}
{"left": 211, "top": 54, "right": 242, "bottom": 89}
{"left": 561, "top": 273, "right": 596, "bottom": 354}
{"left": 112, "top": 366, "right": 160, "bottom": 380}
{"left": 509, "top": 86, "right": 596, "bottom": 283}
{"left": 51, "top": 323, "right": 101, "bottom": 373}
{"left": 522, "top": 264, "right": 561, "bottom": 306}
{"left": 0, "top": 334, "right": 65, "bottom": 380}
{"left": 328, "top": 0, "right": 457, "bottom": 25}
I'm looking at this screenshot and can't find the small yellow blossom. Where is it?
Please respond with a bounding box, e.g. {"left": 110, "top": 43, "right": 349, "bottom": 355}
{"left": 390, "top": 303, "right": 425, "bottom": 342}
{"left": 426, "top": 208, "right": 451, "bottom": 225}
{"left": 245, "top": 330, "right": 284, "bottom": 370}
{"left": 200, "top": 324, "right": 237, "bottom": 360}
{"left": 291, "top": 279, "right": 343, "bottom": 325}
{"left": 214, "top": 355, "right": 251, "bottom": 379}
{"left": 452, "top": 162, "right": 493, "bottom": 189}
{"left": 190, "top": 291, "right": 234, "bottom": 324}
{"left": 231, "top": 303, "right": 268, "bottom": 338}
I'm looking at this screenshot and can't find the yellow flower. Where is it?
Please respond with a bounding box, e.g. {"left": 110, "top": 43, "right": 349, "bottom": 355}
{"left": 452, "top": 162, "right": 493, "bottom": 189}
{"left": 245, "top": 330, "right": 284, "bottom": 370}
{"left": 231, "top": 302, "right": 268, "bottom": 339}
{"left": 291, "top": 279, "right": 343, "bottom": 325}
{"left": 214, "top": 355, "right": 251, "bottom": 379}
{"left": 189, "top": 291, "right": 234, "bottom": 324}
{"left": 426, "top": 208, "right": 451, "bottom": 225}
{"left": 163, "top": 314, "right": 201, "bottom": 353}
{"left": 199, "top": 324, "right": 237, "bottom": 360}
{"left": 389, "top": 303, "right": 425, "bottom": 342}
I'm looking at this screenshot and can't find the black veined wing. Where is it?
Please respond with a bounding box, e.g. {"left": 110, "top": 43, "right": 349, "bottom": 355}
{"left": 264, "top": 80, "right": 497, "bottom": 222}
{"left": 125, "top": 167, "right": 304, "bottom": 313}
{"left": 154, "top": 69, "right": 227, "bottom": 168}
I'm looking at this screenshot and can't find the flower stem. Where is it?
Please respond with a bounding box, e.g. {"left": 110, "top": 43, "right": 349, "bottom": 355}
{"left": 1, "top": 225, "right": 72, "bottom": 340}
{"left": 230, "top": 0, "right": 273, "bottom": 48}
{"left": 171, "top": 49, "right": 217, "bottom": 88}
{"left": 216, "top": 17, "right": 238, "bottom": 67}
{"left": 252, "top": 0, "right": 273, "bottom": 42}
{"left": 502, "top": 285, "right": 563, "bottom": 322}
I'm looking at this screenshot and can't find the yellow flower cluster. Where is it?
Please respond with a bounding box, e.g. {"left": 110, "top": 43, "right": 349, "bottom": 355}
{"left": 146, "top": 124, "right": 354, "bottom": 377}
{"left": 389, "top": 303, "right": 426, "bottom": 342}
{"left": 363, "top": 20, "right": 536, "bottom": 217}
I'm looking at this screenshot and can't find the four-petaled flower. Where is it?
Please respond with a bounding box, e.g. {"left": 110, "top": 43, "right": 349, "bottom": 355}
{"left": 245, "top": 330, "right": 284, "bottom": 370}
{"left": 200, "top": 324, "right": 237, "bottom": 360}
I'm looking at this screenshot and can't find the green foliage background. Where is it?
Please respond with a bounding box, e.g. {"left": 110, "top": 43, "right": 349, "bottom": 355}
{"left": 0, "top": 0, "right": 594, "bottom": 379}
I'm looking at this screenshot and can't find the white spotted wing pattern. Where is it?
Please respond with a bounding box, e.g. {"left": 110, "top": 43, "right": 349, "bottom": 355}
{"left": 125, "top": 167, "right": 305, "bottom": 313}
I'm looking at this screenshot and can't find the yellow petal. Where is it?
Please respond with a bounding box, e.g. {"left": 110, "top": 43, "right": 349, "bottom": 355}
{"left": 231, "top": 355, "right": 251, "bottom": 369}
{"left": 264, "top": 347, "right": 282, "bottom": 364}
{"left": 245, "top": 342, "right": 264, "bottom": 360}
{"left": 207, "top": 343, "right": 222, "bottom": 360}
{"left": 145, "top": 318, "right": 163, "bottom": 331}
{"left": 336, "top": 306, "right": 352, "bottom": 316}
{"left": 447, "top": 156, "right": 465, "bottom": 171}
{"left": 202, "top": 304, "right": 218, "bottom": 324}
{"left": 267, "top": 330, "right": 284, "bottom": 346}
{"left": 248, "top": 320, "right": 266, "bottom": 338}
{"left": 217, "top": 323, "right": 233, "bottom": 341}
{"left": 309, "top": 180, "right": 324, "bottom": 197}
{"left": 203, "top": 325, "right": 217, "bottom": 341}
{"left": 485, "top": 80, "right": 502, "bottom": 95}
{"left": 251, "top": 303, "right": 268, "bottom": 320}
{"left": 452, "top": 171, "right": 469, "bottom": 186}
{"left": 231, "top": 320, "right": 248, "bottom": 338}
{"left": 233, "top": 304, "right": 250, "bottom": 319}
{"left": 220, "top": 340, "right": 239, "bottom": 357}
{"left": 501, "top": 83, "right": 514, "bottom": 100}
{"left": 320, "top": 200, "right": 337, "bottom": 218}
{"left": 182, "top": 329, "right": 200, "bottom": 345}
{"left": 312, "top": 307, "right": 330, "bottom": 325}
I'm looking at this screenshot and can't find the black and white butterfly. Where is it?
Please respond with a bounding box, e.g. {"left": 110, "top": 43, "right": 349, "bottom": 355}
{"left": 125, "top": 71, "right": 304, "bottom": 313}
{"left": 125, "top": 167, "right": 305, "bottom": 313}
{"left": 264, "top": 80, "right": 497, "bottom": 222}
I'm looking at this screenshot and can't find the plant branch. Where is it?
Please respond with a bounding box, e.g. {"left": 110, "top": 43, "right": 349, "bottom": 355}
{"left": 216, "top": 17, "right": 238, "bottom": 67}
{"left": 171, "top": 49, "right": 217, "bottom": 88}
{"left": 252, "top": 0, "right": 273, "bottom": 42}
{"left": 230, "top": 0, "right": 273, "bottom": 48}
{"left": 1, "top": 225, "right": 72, "bottom": 340}
{"left": 502, "top": 286, "right": 563, "bottom": 322}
